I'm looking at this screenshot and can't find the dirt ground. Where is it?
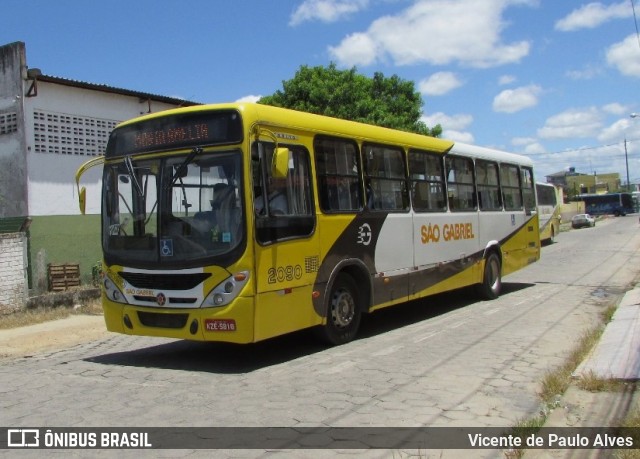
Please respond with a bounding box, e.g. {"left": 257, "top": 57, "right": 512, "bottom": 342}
{"left": 0, "top": 315, "right": 109, "bottom": 360}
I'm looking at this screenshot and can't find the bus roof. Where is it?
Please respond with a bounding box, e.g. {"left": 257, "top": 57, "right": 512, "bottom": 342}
{"left": 114, "top": 102, "right": 532, "bottom": 165}
{"left": 449, "top": 141, "right": 533, "bottom": 167}
{"left": 115, "top": 102, "right": 455, "bottom": 153}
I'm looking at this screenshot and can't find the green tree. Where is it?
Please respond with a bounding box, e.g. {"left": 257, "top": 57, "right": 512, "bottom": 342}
{"left": 259, "top": 63, "right": 442, "bottom": 137}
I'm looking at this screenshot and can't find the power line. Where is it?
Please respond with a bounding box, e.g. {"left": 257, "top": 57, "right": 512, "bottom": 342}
{"left": 521, "top": 137, "right": 640, "bottom": 157}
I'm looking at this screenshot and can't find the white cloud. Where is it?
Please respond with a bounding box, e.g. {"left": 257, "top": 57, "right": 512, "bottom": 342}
{"left": 328, "top": 32, "right": 378, "bottom": 66}
{"left": 498, "top": 75, "right": 516, "bottom": 85}
{"left": 492, "top": 85, "right": 542, "bottom": 113}
{"left": 422, "top": 112, "right": 473, "bottom": 131}
{"left": 444, "top": 130, "right": 475, "bottom": 143}
{"left": 512, "top": 136, "right": 537, "bottom": 146}
{"left": 555, "top": 1, "right": 631, "bottom": 32}
{"left": 418, "top": 72, "right": 463, "bottom": 96}
{"left": 328, "top": 0, "right": 532, "bottom": 68}
{"left": 602, "top": 103, "right": 631, "bottom": 116}
{"left": 523, "top": 142, "right": 546, "bottom": 155}
{"left": 236, "top": 95, "right": 261, "bottom": 103}
{"left": 511, "top": 137, "right": 545, "bottom": 154}
{"left": 606, "top": 34, "right": 640, "bottom": 78}
{"left": 598, "top": 118, "right": 634, "bottom": 143}
{"left": 537, "top": 107, "right": 602, "bottom": 139}
{"left": 421, "top": 112, "right": 474, "bottom": 142}
{"left": 290, "top": 0, "right": 370, "bottom": 26}
{"left": 565, "top": 64, "right": 603, "bottom": 80}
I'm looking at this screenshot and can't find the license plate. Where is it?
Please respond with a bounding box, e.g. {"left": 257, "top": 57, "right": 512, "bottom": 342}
{"left": 204, "top": 319, "right": 237, "bottom": 332}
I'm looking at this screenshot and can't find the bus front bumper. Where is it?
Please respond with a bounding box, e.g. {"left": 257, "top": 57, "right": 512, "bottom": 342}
{"left": 103, "top": 296, "right": 255, "bottom": 344}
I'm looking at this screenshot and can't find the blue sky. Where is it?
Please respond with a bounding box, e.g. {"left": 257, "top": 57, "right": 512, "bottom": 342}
{"left": 3, "top": 0, "right": 640, "bottom": 183}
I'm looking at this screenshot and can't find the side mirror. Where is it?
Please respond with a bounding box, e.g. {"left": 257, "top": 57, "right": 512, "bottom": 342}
{"left": 79, "top": 187, "right": 87, "bottom": 215}
{"left": 271, "top": 147, "right": 290, "bottom": 178}
{"left": 75, "top": 156, "right": 104, "bottom": 215}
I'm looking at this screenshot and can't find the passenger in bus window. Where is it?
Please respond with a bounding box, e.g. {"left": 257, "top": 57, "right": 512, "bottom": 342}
{"left": 255, "top": 177, "right": 289, "bottom": 215}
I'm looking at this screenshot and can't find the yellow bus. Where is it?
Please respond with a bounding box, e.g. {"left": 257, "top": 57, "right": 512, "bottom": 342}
{"left": 76, "top": 103, "right": 539, "bottom": 345}
{"left": 536, "top": 182, "right": 562, "bottom": 244}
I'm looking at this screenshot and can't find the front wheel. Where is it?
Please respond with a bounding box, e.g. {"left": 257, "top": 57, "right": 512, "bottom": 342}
{"left": 476, "top": 252, "right": 502, "bottom": 300}
{"left": 316, "top": 274, "right": 362, "bottom": 346}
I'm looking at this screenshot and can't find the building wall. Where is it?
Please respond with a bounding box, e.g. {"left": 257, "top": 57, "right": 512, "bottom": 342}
{"left": 0, "top": 232, "right": 28, "bottom": 311}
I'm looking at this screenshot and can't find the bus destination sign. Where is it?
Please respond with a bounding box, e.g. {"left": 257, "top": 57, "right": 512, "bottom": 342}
{"left": 106, "top": 110, "right": 243, "bottom": 158}
{"left": 134, "top": 123, "right": 210, "bottom": 151}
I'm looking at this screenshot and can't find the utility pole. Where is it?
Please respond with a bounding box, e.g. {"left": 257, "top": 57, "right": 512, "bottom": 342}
{"left": 624, "top": 138, "right": 630, "bottom": 192}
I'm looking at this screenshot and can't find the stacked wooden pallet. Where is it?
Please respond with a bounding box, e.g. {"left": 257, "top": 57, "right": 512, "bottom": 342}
{"left": 48, "top": 263, "right": 80, "bottom": 292}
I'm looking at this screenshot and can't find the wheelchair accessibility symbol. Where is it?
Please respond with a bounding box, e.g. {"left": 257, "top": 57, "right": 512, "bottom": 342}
{"left": 161, "top": 239, "right": 174, "bottom": 257}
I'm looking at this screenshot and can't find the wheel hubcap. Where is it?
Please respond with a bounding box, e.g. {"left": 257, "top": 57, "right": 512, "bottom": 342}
{"left": 489, "top": 259, "right": 500, "bottom": 292}
{"left": 331, "top": 289, "right": 355, "bottom": 328}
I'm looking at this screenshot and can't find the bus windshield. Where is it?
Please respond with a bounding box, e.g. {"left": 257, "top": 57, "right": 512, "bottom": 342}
{"left": 102, "top": 150, "right": 244, "bottom": 267}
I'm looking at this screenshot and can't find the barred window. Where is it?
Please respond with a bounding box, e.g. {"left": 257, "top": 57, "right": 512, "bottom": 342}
{"left": 32, "top": 110, "right": 119, "bottom": 156}
{"left": 0, "top": 113, "right": 18, "bottom": 135}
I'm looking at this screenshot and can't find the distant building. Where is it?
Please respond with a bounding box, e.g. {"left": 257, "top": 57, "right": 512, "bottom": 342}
{"left": 545, "top": 167, "right": 621, "bottom": 202}
{"left": 0, "top": 41, "right": 200, "bottom": 306}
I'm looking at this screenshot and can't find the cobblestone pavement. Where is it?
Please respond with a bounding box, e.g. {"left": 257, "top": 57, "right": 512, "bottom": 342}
{"left": 1, "top": 217, "right": 639, "bottom": 459}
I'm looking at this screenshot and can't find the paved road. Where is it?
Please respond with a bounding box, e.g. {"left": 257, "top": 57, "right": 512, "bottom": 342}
{"left": 1, "top": 216, "right": 639, "bottom": 458}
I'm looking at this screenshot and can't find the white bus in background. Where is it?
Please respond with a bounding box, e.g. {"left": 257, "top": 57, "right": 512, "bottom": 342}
{"left": 536, "top": 182, "right": 562, "bottom": 244}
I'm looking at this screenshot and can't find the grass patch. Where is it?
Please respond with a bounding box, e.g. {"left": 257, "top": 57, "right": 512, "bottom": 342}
{"left": 539, "top": 327, "right": 604, "bottom": 403}
{"left": 0, "top": 298, "right": 103, "bottom": 330}
{"left": 577, "top": 371, "right": 630, "bottom": 392}
{"left": 508, "top": 302, "right": 619, "bottom": 458}
{"left": 615, "top": 409, "right": 640, "bottom": 459}
{"left": 28, "top": 214, "right": 102, "bottom": 288}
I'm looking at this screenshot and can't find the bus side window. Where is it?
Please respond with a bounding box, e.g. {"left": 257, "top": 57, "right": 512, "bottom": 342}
{"left": 253, "top": 142, "right": 315, "bottom": 244}
{"left": 408, "top": 149, "right": 446, "bottom": 212}
{"left": 521, "top": 166, "right": 536, "bottom": 213}
{"left": 363, "top": 143, "right": 408, "bottom": 212}
{"left": 314, "top": 136, "right": 362, "bottom": 212}
{"left": 476, "top": 160, "right": 502, "bottom": 211}
{"left": 500, "top": 164, "right": 522, "bottom": 211}
{"left": 446, "top": 155, "right": 476, "bottom": 211}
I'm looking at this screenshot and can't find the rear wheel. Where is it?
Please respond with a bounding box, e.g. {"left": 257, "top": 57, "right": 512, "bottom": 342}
{"left": 476, "top": 252, "right": 502, "bottom": 300}
{"left": 317, "top": 274, "right": 362, "bottom": 346}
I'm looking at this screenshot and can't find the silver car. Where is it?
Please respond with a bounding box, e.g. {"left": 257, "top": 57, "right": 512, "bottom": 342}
{"left": 571, "top": 213, "right": 596, "bottom": 229}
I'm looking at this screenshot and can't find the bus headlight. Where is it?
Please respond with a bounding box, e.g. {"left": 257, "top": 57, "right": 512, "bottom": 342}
{"left": 202, "top": 271, "right": 250, "bottom": 308}
{"left": 104, "top": 276, "right": 128, "bottom": 304}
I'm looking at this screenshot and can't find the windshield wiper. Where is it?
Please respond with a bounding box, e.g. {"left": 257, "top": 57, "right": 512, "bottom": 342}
{"left": 166, "top": 147, "right": 202, "bottom": 189}
{"left": 125, "top": 155, "right": 143, "bottom": 196}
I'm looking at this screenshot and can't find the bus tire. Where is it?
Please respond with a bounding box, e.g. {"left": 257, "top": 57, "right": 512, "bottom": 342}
{"left": 476, "top": 252, "right": 502, "bottom": 300}
{"left": 317, "top": 274, "right": 362, "bottom": 346}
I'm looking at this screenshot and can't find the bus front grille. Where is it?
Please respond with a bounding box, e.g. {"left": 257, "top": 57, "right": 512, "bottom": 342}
{"left": 119, "top": 272, "right": 211, "bottom": 290}
{"left": 133, "top": 295, "right": 198, "bottom": 305}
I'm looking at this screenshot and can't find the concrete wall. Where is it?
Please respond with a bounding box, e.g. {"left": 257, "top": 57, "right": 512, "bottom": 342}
{"left": 0, "top": 42, "right": 28, "bottom": 218}
{"left": 0, "top": 232, "right": 28, "bottom": 311}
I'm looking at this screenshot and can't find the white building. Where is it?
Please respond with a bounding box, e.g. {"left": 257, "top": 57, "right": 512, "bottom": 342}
{"left": 0, "top": 41, "right": 200, "bottom": 308}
